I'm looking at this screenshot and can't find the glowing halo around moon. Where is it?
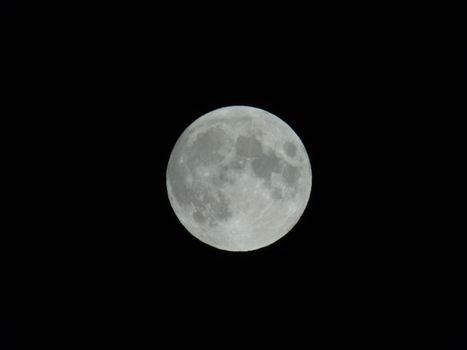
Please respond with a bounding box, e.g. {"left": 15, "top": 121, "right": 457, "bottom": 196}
{"left": 166, "top": 106, "right": 312, "bottom": 252}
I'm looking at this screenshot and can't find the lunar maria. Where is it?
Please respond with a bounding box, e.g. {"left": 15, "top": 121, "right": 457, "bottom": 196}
{"left": 166, "top": 106, "right": 312, "bottom": 252}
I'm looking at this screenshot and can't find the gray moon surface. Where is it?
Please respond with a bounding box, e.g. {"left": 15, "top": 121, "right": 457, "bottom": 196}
{"left": 166, "top": 106, "right": 312, "bottom": 252}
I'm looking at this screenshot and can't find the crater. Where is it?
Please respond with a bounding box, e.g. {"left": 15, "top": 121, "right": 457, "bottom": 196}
{"left": 251, "top": 150, "right": 282, "bottom": 181}
{"left": 193, "top": 211, "right": 207, "bottom": 224}
{"left": 168, "top": 125, "right": 237, "bottom": 224}
{"left": 225, "top": 158, "right": 246, "bottom": 171}
{"left": 282, "top": 164, "right": 300, "bottom": 188}
{"left": 222, "top": 114, "right": 253, "bottom": 126}
{"left": 167, "top": 131, "right": 194, "bottom": 207}
{"left": 167, "top": 162, "right": 192, "bottom": 208}
{"left": 210, "top": 167, "right": 228, "bottom": 187}
{"left": 212, "top": 165, "right": 238, "bottom": 188}
{"left": 283, "top": 141, "right": 297, "bottom": 158}
{"left": 271, "top": 186, "right": 283, "bottom": 200}
{"left": 235, "top": 135, "right": 263, "bottom": 158}
{"left": 189, "top": 187, "right": 233, "bottom": 227}
{"left": 188, "top": 127, "right": 227, "bottom": 166}
{"left": 210, "top": 191, "right": 232, "bottom": 222}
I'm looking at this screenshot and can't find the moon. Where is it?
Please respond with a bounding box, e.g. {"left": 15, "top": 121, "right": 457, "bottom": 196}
{"left": 166, "top": 106, "right": 312, "bottom": 252}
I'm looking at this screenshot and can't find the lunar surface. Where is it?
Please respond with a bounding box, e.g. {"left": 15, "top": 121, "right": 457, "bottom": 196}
{"left": 166, "top": 106, "right": 312, "bottom": 251}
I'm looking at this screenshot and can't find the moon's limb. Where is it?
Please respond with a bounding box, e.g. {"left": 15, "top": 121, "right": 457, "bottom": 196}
{"left": 166, "top": 106, "right": 312, "bottom": 251}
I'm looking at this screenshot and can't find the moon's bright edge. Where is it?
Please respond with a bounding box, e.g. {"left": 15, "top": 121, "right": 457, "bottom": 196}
{"left": 166, "top": 106, "right": 312, "bottom": 252}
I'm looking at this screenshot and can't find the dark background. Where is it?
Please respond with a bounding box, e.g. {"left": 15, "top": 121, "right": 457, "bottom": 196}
{"left": 0, "top": 0, "right": 16, "bottom": 17}
{"left": 3, "top": 6, "right": 465, "bottom": 349}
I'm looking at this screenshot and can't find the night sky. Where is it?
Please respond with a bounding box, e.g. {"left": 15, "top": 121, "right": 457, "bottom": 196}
{"left": 2, "top": 5, "right": 465, "bottom": 349}
{"left": 0, "top": 0, "right": 16, "bottom": 16}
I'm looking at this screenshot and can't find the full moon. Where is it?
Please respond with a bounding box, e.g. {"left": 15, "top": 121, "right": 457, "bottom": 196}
{"left": 166, "top": 106, "right": 312, "bottom": 252}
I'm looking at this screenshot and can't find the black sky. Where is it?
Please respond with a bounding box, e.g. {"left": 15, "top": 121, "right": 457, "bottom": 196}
{"left": 3, "top": 5, "right": 465, "bottom": 349}
{"left": 0, "top": 0, "right": 16, "bottom": 16}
